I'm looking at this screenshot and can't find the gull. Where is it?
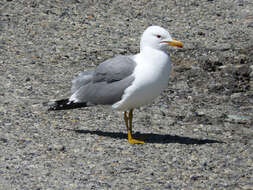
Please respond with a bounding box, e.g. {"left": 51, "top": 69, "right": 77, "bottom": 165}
{"left": 48, "top": 26, "right": 183, "bottom": 144}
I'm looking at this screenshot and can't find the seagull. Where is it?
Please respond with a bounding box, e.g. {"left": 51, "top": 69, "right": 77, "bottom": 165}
{"left": 48, "top": 26, "right": 183, "bottom": 144}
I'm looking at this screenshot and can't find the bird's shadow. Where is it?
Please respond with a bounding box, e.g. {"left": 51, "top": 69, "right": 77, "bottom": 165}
{"left": 72, "top": 129, "right": 223, "bottom": 144}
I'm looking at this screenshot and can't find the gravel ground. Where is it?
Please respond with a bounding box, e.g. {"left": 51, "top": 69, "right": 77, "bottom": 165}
{"left": 1, "top": 0, "right": 253, "bottom": 189}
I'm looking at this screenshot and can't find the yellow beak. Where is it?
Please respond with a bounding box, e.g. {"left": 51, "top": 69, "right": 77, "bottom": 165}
{"left": 167, "top": 40, "right": 183, "bottom": 48}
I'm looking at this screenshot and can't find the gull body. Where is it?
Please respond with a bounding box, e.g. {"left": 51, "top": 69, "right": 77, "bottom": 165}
{"left": 113, "top": 47, "right": 170, "bottom": 110}
{"left": 48, "top": 26, "right": 183, "bottom": 144}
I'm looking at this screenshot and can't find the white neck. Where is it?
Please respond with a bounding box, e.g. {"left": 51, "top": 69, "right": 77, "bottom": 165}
{"left": 139, "top": 46, "right": 169, "bottom": 59}
{"left": 140, "top": 45, "right": 168, "bottom": 55}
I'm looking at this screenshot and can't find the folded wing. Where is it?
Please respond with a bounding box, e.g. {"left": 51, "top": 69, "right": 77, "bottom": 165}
{"left": 70, "top": 55, "right": 136, "bottom": 106}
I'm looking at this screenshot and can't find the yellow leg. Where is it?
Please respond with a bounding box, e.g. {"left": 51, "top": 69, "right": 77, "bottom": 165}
{"left": 124, "top": 109, "right": 145, "bottom": 144}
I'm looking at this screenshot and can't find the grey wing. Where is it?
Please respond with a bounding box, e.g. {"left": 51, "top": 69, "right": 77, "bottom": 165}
{"left": 93, "top": 55, "right": 136, "bottom": 83}
{"left": 70, "top": 55, "right": 136, "bottom": 105}
{"left": 71, "top": 70, "right": 94, "bottom": 94}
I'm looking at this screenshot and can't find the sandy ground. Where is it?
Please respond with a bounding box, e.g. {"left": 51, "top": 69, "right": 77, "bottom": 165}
{"left": 0, "top": 0, "right": 253, "bottom": 189}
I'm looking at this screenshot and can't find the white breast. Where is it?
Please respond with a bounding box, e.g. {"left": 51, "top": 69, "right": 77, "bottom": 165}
{"left": 113, "top": 48, "right": 170, "bottom": 110}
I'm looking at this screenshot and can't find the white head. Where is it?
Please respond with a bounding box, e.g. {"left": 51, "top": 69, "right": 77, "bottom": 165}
{"left": 140, "top": 26, "right": 183, "bottom": 52}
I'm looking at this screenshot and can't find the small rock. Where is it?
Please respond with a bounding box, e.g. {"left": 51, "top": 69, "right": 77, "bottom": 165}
{"left": 248, "top": 22, "right": 253, "bottom": 28}
{"left": 230, "top": 93, "right": 242, "bottom": 99}
{"left": 48, "top": 144, "right": 66, "bottom": 152}
{"left": 26, "top": 86, "right": 33, "bottom": 91}
{"left": 195, "top": 110, "right": 205, "bottom": 116}
{"left": 226, "top": 114, "right": 251, "bottom": 123}
{"left": 250, "top": 65, "right": 253, "bottom": 77}
{"left": 202, "top": 59, "right": 223, "bottom": 72}
{"left": 201, "top": 160, "right": 207, "bottom": 167}
{"left": 241, "top": 184, "right": 253, "bottom": 190}
{"left": 25, "top": 77, "right": 31, "bottom": 82}
{"left": 197, "top": 31, "right": 205, "bottom": 36}
{"left": 0, "top": 138, "right": 8, "bottom": 143}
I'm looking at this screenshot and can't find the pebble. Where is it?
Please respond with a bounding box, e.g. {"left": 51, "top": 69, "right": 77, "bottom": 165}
{"left": 227, "top": 114, "right": 251, "bottom": 123}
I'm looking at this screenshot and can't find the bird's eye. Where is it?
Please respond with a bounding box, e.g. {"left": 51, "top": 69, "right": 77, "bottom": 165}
{"left": 156, "top": 35, "right": 161, "bottom": 38}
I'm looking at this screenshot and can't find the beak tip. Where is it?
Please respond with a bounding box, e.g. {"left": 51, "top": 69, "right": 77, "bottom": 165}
{"left": 177, "top": 42, "right": 183, "bottom": 48}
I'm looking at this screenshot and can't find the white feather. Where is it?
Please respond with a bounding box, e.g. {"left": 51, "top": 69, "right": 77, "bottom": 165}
{"left": 112, "top": 47, "right": 170, "bottom": 110}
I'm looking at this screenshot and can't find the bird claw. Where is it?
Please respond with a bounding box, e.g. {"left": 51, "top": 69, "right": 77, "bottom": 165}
{"left": 128, "top": 136, "right": 145, "bottom": 144}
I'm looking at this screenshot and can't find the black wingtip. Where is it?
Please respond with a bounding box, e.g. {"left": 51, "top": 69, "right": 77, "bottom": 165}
{"left": 48, "top": 99, "right": 87, "bottom": 111}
